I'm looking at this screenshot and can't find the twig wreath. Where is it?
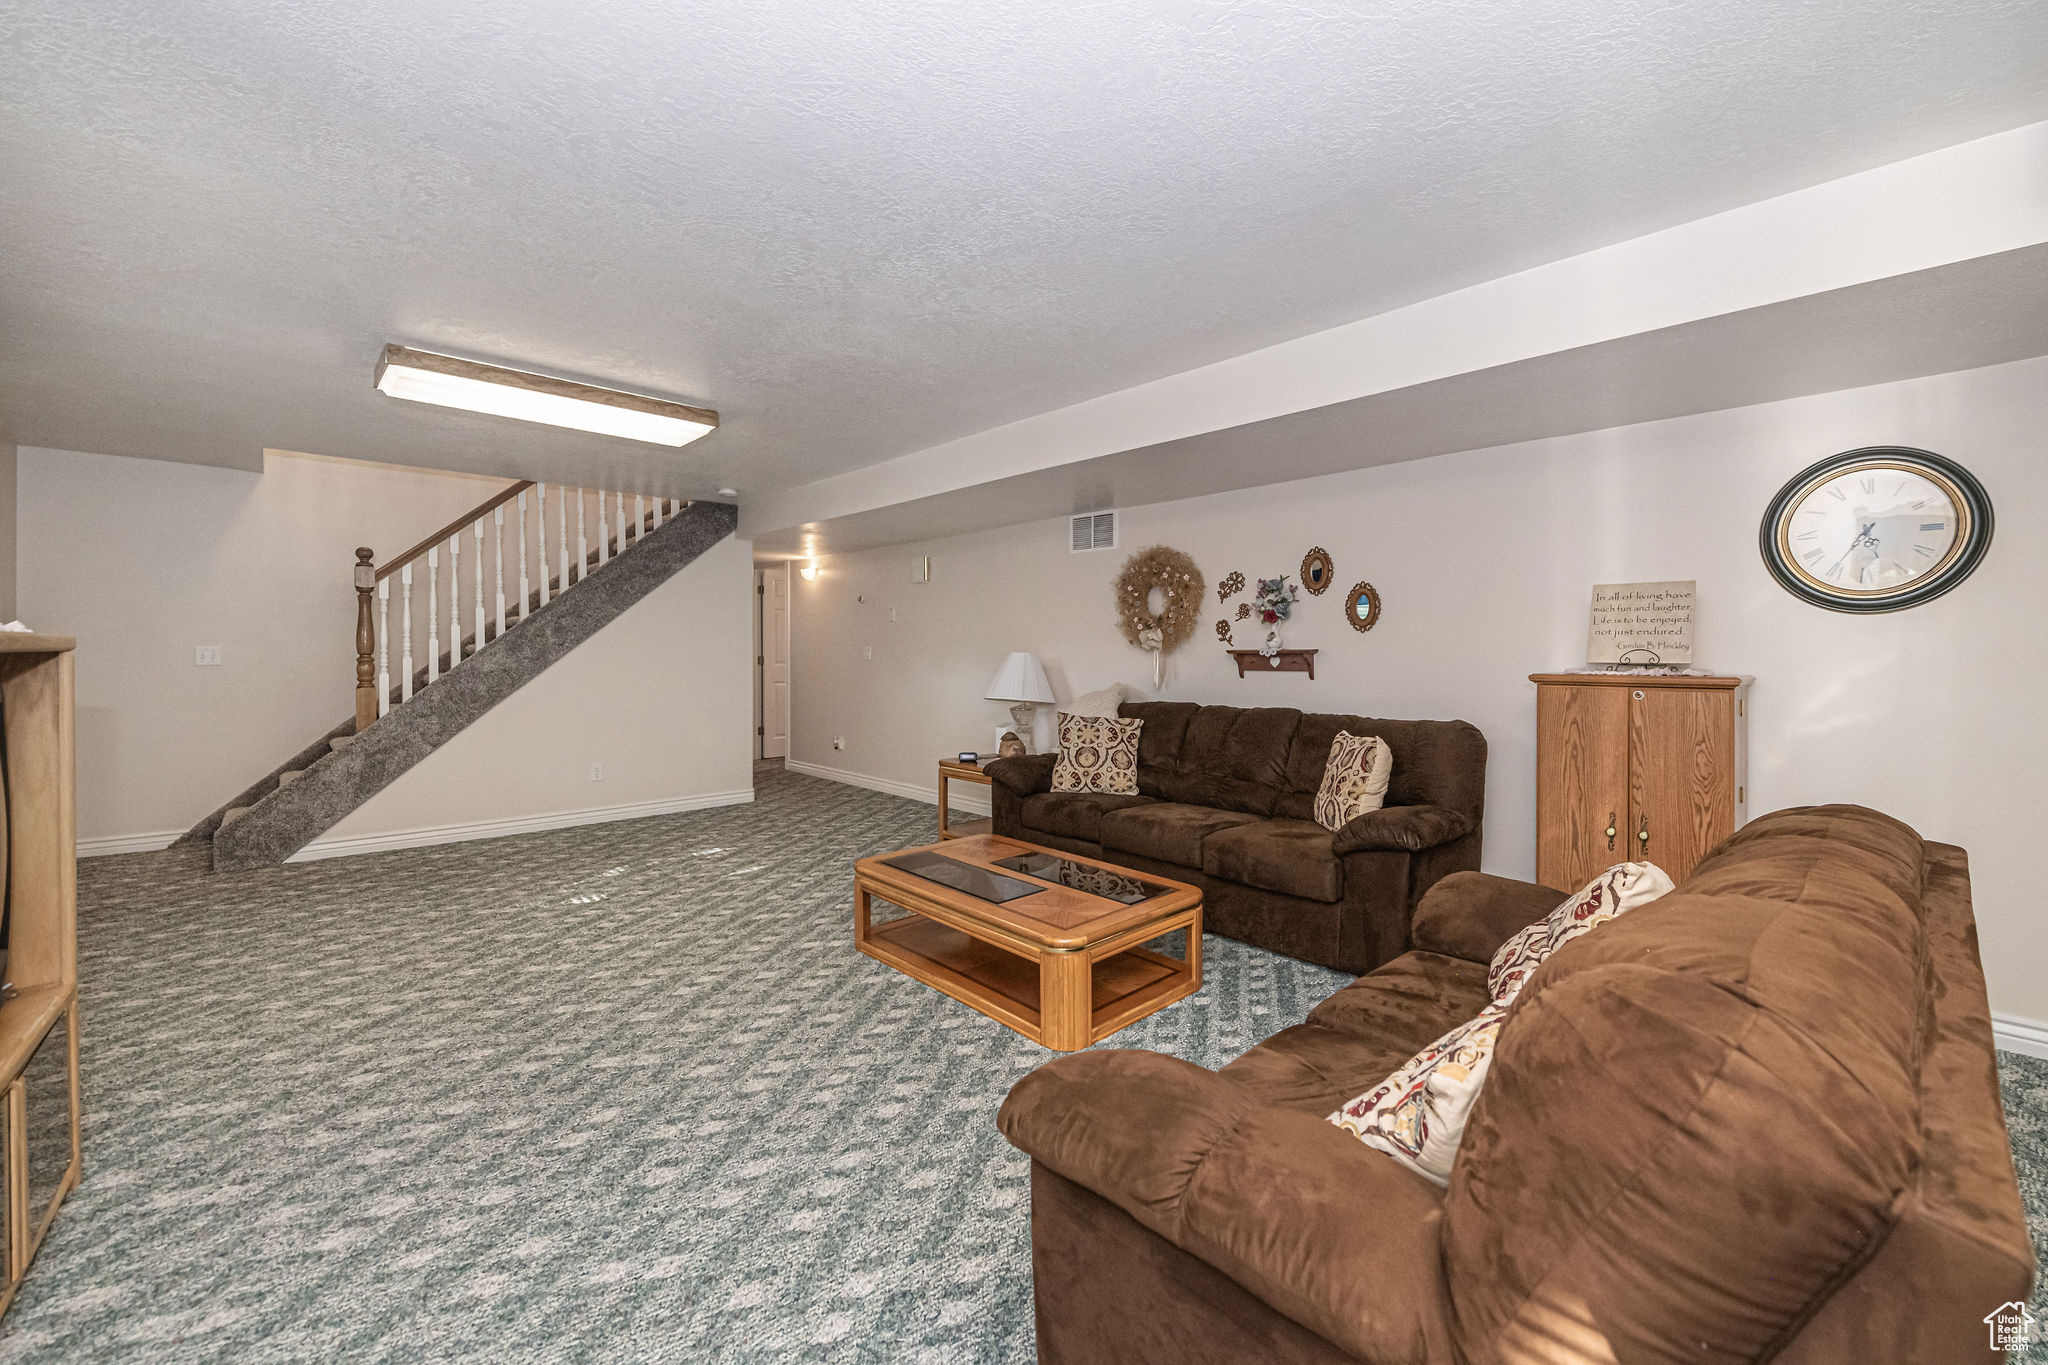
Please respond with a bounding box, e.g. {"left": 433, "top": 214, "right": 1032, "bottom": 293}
{"left": 1115, "top": 545, "right": 1205, "bottom": 688}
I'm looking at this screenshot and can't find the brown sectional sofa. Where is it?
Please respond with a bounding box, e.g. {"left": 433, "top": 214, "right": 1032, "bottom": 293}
{"left": 985, "top": 702, "right": 1486, "bottom": 974}
{"left": 998, "top": 805, "right": 2034, "bottom": 1364}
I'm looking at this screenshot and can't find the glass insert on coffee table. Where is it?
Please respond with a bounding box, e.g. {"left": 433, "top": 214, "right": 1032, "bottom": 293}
{"left": 855, "top": 835, "right": 1203, "bottom": 1050}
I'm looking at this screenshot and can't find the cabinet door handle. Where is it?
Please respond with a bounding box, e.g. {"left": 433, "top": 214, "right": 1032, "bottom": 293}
{"left": 1638, "top": 814, "right": 1650, "bottom": 854}
{"left": 1606, "top": 812, "right": 1617, "bottom": 850}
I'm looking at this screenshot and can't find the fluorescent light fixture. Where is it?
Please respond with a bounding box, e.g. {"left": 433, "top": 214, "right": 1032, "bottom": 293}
{"left": 374, "top": 345, "right": 718, "bottom": 447}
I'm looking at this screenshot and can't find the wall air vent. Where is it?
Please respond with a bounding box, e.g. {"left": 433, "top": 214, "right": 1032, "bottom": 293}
{"left": 1070, "top": 510, "right": 1118, "bottom": 552}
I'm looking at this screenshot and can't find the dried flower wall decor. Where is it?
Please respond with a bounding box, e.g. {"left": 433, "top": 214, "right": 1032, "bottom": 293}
{"left": 1115, "top": 545, "right": 1206, "bottom": 688}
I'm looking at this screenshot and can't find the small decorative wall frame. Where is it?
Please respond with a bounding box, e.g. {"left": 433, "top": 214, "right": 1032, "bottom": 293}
{"left": 1344, "top": 581, "right": 1382, "bottom": 632}
{"left": 1300, "top": 548, "right": 1334, "bottom": 595}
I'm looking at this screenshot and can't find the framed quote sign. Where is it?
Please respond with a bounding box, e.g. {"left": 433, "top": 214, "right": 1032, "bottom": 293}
{"left": 1587, "top": 581, "right": 1696, "bottom": 665}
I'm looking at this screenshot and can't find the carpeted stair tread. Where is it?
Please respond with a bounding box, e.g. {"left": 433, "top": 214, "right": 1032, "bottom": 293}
{"left": 205, "top": 500, "right": 737, "bottom": 871}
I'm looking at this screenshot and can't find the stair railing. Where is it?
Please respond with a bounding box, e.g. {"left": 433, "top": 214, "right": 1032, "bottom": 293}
{"left": 353, "top": 482, "right": 690, "bottom": 731}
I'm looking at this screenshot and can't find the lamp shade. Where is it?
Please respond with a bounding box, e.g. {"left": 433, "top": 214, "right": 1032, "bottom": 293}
{"left": 983, "top": 652, "right": 1054, "bottom": 704}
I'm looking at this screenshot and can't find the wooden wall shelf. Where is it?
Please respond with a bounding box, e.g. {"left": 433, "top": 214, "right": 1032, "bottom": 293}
{"left": 1227, "top": 649, "right": 1317, "bottom": 678}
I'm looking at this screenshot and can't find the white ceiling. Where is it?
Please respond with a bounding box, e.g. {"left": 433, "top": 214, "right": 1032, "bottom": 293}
{"left": 4, "top": 0, "right": 2047, "bottom": 503}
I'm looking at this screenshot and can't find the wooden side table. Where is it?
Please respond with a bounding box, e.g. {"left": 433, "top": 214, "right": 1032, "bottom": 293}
{"left": 937, "top": 757, "right": 994, "bottom": 840}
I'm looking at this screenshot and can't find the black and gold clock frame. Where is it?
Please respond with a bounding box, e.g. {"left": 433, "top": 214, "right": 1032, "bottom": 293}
{"left": 1759, "top": 446, "right": 1992, "bottom": 614}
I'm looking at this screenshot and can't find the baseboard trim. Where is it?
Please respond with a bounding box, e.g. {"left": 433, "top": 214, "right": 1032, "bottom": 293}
{"left": 1995, "top": 1012, "right": 2048, "bottom": 1060}
{"left": 77, "top": 831, "right": 182, "bottom": 858}
{"left": 782, "top": 758, "right": 992, "bottom": 815}
{"left": 287, "top": 789, "right": 757, "bottom": 862}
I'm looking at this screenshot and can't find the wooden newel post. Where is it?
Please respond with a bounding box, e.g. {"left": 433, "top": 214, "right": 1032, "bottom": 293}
{"left": 354, "top": 548, "right": 378, "bottom": 733}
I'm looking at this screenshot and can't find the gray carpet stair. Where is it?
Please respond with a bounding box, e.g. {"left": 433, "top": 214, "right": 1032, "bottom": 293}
{"left": 181, "top": 500, "right": 737, "bottom": 871}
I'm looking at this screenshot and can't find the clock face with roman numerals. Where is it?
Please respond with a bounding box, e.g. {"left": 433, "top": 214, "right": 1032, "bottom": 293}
{"left": 1761, "top": 448, "right": 1993, "bottom": 613}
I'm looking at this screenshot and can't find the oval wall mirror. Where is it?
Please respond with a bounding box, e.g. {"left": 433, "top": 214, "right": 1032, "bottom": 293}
{"left": 1344, "top": 581, "right": 1381, "bottom": 632}
{"left": 1300, "top": 547, "right": 1334, "bottom": 595}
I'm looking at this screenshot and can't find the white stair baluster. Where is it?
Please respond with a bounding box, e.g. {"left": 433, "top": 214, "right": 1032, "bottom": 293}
{"left": 426, "top": 548, "right": 440, "bottom": 685}
{"left": 634, "top": 494, "right": 645, "bottom": 544}
{"left": 401, "top": 563, "right": 415, "bottom": 701}
{"left": 558, "top": 484, "right": 570, "bottom": 592}
{"left": 376, "top": 578, "right": 391, "bottom": 718}
{"left": 617, "top": 492, "right": 626, "bottom": 548}
{"left": 651, "top": 496, "right": 663, "bottom": 531}
{"left": 494, "top": 505, "right": 507, "bottom": 639}
{"left": 448, "top": 532, "right": 462, "bottom": 668}
{"left": 537, "top": 485, "right": 550, "bottom": 607}
{"left": 517, "top": 489, "right": 531, "bottom": 619}
{"left": 597, "top": 490, "right": 609, "bottom": 566}
{"left": 473, "top": 518, "right": 486, "bottom": 652}
{"left": 576, "top": 492, "right": 587, "bottom": 585}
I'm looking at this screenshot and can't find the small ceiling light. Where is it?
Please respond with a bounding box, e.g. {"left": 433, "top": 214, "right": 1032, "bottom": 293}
{"left": 374, "top": 345, "right": 717, "bottom": 447}
{"left": 717, "top": 488, "right": 738, "bottom": 497}
{"left": 799, "top": 563, "right": 819, "bottom": 581}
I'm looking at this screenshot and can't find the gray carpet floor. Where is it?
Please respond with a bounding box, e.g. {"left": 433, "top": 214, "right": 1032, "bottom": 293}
{"left": 4, "top": 763, "right": 2046, "bottom": 1361}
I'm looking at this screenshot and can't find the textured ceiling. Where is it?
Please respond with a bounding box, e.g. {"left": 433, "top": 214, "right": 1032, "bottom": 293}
{"left": 4, "top": 0, "right": 2047, "bottom": 499}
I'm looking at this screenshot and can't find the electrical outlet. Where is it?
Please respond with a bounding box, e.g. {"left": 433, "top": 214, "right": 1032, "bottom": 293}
{"left": 888, "top": 606, "right": 897, "bottom": 623}
{"left": 589, "top": 762, "right": 604, "bottom": 781}
{"left": 195, "top": 645, "right": 222, "bottom": 666}
{"left": 862, "top": 645, "right": 873, "bottom": 661}
{"left": 833, "top": 736, "right": 844, "bottom": 751}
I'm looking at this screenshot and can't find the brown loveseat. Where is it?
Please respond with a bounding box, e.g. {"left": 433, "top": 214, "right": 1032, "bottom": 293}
{"left": 999, "top": 806, "right": 2033, "bottom": 1364}
{"left": 985, "top": 703, "right": 1485, "bottom": 974}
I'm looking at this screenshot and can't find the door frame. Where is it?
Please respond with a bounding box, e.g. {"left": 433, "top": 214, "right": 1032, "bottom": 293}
{"left": 754, "top": 563, "right": 791, "bottom": 761}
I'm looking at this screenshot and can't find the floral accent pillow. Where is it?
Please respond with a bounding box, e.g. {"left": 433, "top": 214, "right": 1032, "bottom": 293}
{"left": 1487, "top": 861, "right": 1675, "bottom": 1005}
{"left": 1050, "top": 713, "right": 1142, "bottom": 795}
{"left": 1330, "top": 1005, "right": 1505, "bottom": 1186}
{"left": 1329, "top": 860, "right": 1674, "bottom": 1186}
{"left": 1312, "top": 731, "right": 1394, "bottom": 832}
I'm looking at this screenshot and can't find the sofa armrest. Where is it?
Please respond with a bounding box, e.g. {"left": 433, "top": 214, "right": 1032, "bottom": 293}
{"left": 1408, "top": 870, "right": 1565, "bottom": 963}
{"left": 1330, "top": 803, "right": 1473, "bottom": 856}
{"left": 985, "top": 752, "right": 1055, "bottom": 798}
{"left": 1000, "top": 1050, "right": 1454, "bottom": 1363}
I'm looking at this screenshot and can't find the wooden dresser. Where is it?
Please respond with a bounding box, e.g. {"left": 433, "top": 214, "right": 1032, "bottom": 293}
{"left": 1532, "top": 673, "right": 1748, "bottom": 890}
{"left": 0, "top": 633, "right": 81, "bottom": 1318}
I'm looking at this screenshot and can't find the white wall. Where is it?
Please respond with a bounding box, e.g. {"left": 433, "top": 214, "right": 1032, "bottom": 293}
{"left": 789, "top": 354, "right": 2048, "bottom": 1020}
{"left": 309, "top": 536, "right": 754, "bottom": 854}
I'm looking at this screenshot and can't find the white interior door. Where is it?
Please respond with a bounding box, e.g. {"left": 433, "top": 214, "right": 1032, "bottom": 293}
{"left": 761, "top": 565, "right": 790, "bottom": 759}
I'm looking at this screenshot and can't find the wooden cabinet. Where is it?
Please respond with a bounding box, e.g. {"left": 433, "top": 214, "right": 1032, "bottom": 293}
{"left": 1532, "top": 673, "right": 1747, "bottom": 891}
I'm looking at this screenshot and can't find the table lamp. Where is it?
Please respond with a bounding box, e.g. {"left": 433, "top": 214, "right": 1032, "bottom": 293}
{"left": 984, "top": 652, "right": 1055, "bottom": 752}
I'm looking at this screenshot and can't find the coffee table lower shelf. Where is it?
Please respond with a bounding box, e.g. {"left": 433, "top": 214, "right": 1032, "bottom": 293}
{"left": 858, "top": 906, "right": 1200, "bottom": 1050}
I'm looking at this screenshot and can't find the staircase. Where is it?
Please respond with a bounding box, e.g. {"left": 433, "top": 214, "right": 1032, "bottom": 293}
{"left": 178, "top": 483, "right": 737, "bottom": 870}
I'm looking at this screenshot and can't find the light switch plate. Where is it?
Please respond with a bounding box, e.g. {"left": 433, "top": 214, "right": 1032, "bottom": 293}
{"left": 195, "top": 645, "right": 222, "bottom": 666}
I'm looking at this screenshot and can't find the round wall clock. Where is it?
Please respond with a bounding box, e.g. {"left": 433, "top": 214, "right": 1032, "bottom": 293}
{"left": 1759, "top": 447, "right": 1992, "bottom": 613}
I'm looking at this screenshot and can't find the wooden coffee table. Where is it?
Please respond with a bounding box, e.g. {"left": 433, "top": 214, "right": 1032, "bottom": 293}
{"left": 855, "top": 834, "right": 1203, "bottom": 1051}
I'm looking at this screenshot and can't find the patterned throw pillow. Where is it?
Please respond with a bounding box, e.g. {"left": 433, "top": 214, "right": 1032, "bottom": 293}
{"left": 1486, "top": 861, "right": 1675, "bottom": 1005}
{"left": 1312, "top": 731, "right": 1394, "bottom": 831}
{"left": 1050, "top": 713, "right": 1142, "bottom": 795}
{"left": 1329, "top": 860, "right": 1674, "bottom": 1186}
{"left": 1330, "top": 1005, "right": 1506, "bottom": 1186}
